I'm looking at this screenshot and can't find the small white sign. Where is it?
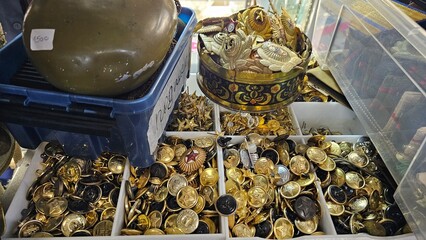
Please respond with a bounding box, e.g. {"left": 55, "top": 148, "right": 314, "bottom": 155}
{"left": 147, "top": 45, "right": 190, "bottom": 154}
{"left": 30, "top": 29, "right": 55, "bottom": 51}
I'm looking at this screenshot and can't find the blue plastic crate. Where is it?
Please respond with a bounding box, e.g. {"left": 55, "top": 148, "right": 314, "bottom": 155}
{"left": 0, "top": 8, "right": 196, "bottom": 167}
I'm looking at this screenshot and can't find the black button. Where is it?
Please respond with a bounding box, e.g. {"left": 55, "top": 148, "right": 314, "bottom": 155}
{"left": 150, "top": 162, "right": 167, "bottom": 179}
{"left": 261, "top": 149, "right": 279, "bottom": 164}
{"left": 166, "top": 196, "right": 181, "bottom": 211}
{"left": 294, "top": 196, "right": 318, "bottom": 220}
{"left": 215, "top": 194, "right": 237, "bottom": 216}
{"left": 193, "top": 221, "right": 210, "bottom": 234}
{"left": 255, "top": 220, "right": 272, "bottom": 238}
{"left": 329, "top": 185, "right": 347, "bottom": 204}
{"left": 109, "top": 188, "right": 120, "bottom": 207}
{"left": 68, "top": 199, "right": 92, "bottom": 214}
{"left": 100, "top": 182, "right": 116, "bottom": 198}
{"left": 83, "top": 185, "right": 101, "bottom": 203}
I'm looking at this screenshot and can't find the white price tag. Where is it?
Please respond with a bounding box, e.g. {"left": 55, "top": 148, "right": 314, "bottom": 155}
{"left": 147, "top": 47, "right": 190, "bottom": 154}
{"left": 30, "top": 29, "right": 55, "bottom": 51}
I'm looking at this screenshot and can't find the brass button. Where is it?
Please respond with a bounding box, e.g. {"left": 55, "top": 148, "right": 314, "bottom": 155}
{"left": 345, "top": 171, "right": 365, "bottom": 189}
{"left": 156, "top": 145, "right": 175, "bottom": 163}
{"left": 176, "top": 186, "right": 199, "bottom": 209}
{"left": 226, "top": 167, "right": 245, "bottom": 184}
{"left": 273, "top": 217, "right": 294, "bottom": 239}
{"left": 167, "top": 173, "right": 188, "bottom": 196}
{"left": 92, "top": 219, "right": 113, "bottom": 236}
{"left": 144, "top": 228, "right": 165, "bottom": 235}
{"left": 254, "top": 157, "right": 275, "bottom": 175}
{"left": 295, "top": 216, "right": 319, "bottom": 234}
{"left": 61, "top": 213, "right": 86, "bottom": 237}
{"left": 326, "top": 201, "right": 345, "bottom": 216}
{"left": 348, "top": 195, "right": 368, "bottom": 213}
{"left": 289, "top": 155, "right": 310, "bottom": 176}
{"left": 330, "top": 167, "right": 346, "bottom": 187}
{"left": 45, "top": 197, "right": 68, "bottom": 217}
{"left": 248, "top": 186, "right": 268, "bottom": 208}
{"left": 224, "top": 149, "right": 241, "bottom": 169}
{"left": 347, "top": 151, "right": 369, "bottom": 168}
{"left": 306, "top": 147, "right": 327, "bottom": 164}
{"left": 107, "top": 155, "right": 126, "bottom": 174}
{"left": 232, "top": 223, "right": 254, "bottom": 237}
{"left": 318, "top": 157, "right": 336, "bottom": 172}
{"left": 200, "top": 168, "right": 219, "bottom": 186}
{"left": 31, "top": 232, "right": 54, "bottom": 237}
{"left": 280, "top": 181, "right": 301, "bottom": 199}
{"left": 18, "top": 220, "right": 43, "bottom": 238}
{"left": 176, "top": 209, "right": 199, "bottom": 233}
{"left": 148, "top": 210, "right": 163, "bottom": 229}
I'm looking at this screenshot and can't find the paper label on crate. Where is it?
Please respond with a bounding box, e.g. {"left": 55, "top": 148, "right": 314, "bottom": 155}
{"left": 30, "top": 29, "right": 55, "bottom": 51}
{"left": 147, "top": 48, "right": 190, "bottom": 154}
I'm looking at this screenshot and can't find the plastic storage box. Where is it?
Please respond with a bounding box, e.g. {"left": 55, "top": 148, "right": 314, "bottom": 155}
{"left": 312, "top": 0, "right": 426, "bottom": 239}
{"left": 0, "top": 8, "right": 196, "bottom": 167}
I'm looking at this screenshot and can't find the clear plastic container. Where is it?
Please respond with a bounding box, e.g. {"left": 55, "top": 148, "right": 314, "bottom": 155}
{"left": 312, "top": 0, "right": 426, "bottom": 239}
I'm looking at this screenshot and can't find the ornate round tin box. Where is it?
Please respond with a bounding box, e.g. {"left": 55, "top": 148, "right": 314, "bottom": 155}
{"left": 196, "top": 6, "right": 312, "bottom": 112}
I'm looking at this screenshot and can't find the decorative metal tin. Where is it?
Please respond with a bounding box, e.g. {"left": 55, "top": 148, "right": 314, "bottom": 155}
{"left": 197, "top": 35, "right": 312, "bottom": 112}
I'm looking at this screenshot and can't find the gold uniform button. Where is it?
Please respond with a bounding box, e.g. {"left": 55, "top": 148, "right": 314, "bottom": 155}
{"left": 296, "top": 172, "right": 315, "bottom": 187}
{"left": 167, "top": 173, "right": 188, "bottom": 196}
{"left": 100, "top": 207, "right": 116, "bottom": 221}
{"left": 306, "top": 147, "right": 327, "bottom": 164}
{"left": 148, "top": 210, "right": 163, "bottom": 229}
{"left": 177, "top": 185, "right": 199, "bottom": 209}
{"left": 144, "top": 228, "right": 165, "bottom": 235}
{"left": 200, "top": 168, "right": 219, "bottom": 186}
{"left": 225, "top": 179, "right": 240, "bottom": 194}
{"left": 247, "top": 186, "right": 267, "bottom": 208}
{"left": 45, "top": 197, "right": 68, "bottom": 217}
{"left": 289, "top": 155, "right": 310, "bottom": 176}
{"left": 318, "top": 157, "right": 336, "bottom": 171}
{"left": 273, "top": 217, "right": 294, "bottom": 239}
{"left": 154, "top": 185, "right": 169, "bottom": 202}
{"left": 254, "top": 157, "right": 275, "bottom": 175}
{"left": 18, "top": 220, "right": 43, "bottom": 238}
{"left": 107, "top": 154, "right": 126, "bottom": 174}
{"left": 121, "top": 228, "right": 143, "bottom": 235}
{"left": 156, "top": 145, "right": 175, "bottom": 163}
{"left": 232, "top": 223, "right": 253, "bottom": 237}
{"left": 281, "top": 181, "right": 301, "bottom": 199}
{"left": 176, "top": 209, "right": 199, "bottom": 234}
{"left": 252, "top": 174, "right": 270, "bottom": 189}
{"left": 295, "top": 215, "right": 319, "bottom": 234}
{"left": 194, "top": 137, "right": 215, "bottom": 148}
{"left": 226, "top": 167, "right": 245, "bottom": 185}
{"left": 136, "top": 214, "right": 151, "bottom": 231}
{"left": 326, "top": 201, "right": 345, "bottom": 216}
{"left": 93, "top": 219, "right": 113, "bottom": 236}
{"left": 345, "top": 171, "right": 365, "bottom": 189}
{"left": 348, "top": 195, "right": 368, "bottom": 213}
{"left": 330, "top": 167, "right": 346, "bottom": 187}
{"left": 61, "top": 213, "right": 86, "bottom": 237}
{"left": 347, "top": 151, "right": 369, "bottom": 168}
{"left": 329, "top": 141, "right": 342, "bottom": 156}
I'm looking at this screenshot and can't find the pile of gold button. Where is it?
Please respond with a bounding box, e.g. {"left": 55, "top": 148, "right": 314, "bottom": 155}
{"left": 223, "top": 134, "right": 324, "bottom": 238}
{"left": 220, "top": 108, "right": 295, "bottom": 136}
{"left": 120, "top": 136, "right": 220, "bottom": 235}
{"left": 308, "top": 135, "right": 411, "bottom": 236}
{"left": 167, "top": 89, "right": 214, "bottom": 131}
{"left": 17, "top": 142, "right": 125, "bottom": 237}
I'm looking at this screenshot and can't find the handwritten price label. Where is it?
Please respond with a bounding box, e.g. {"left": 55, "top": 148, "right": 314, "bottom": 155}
{"left": 30, "top": 29, "right": 55, "bottom": 51}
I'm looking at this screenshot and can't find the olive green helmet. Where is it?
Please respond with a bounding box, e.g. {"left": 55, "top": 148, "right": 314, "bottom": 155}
{"left": 23, "top": 0, "right": 178, "bottom": 96}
